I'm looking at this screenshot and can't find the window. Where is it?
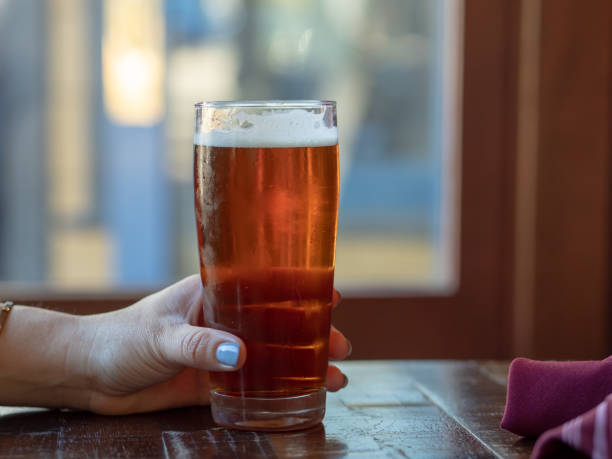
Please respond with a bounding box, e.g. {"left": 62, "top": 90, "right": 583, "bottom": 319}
{"left": 0, "top": 0, "right": 460, "bottom": 292}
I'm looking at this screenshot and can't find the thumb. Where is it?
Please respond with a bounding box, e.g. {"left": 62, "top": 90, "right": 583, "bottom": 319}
{"left": 160, "top": 324, "right": 246, "bottom": 371}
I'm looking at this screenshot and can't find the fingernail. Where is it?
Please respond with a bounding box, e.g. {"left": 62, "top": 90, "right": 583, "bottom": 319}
{"left": 341, "top": 374, "right": 349, "bottom": 389}
{"left": 346, "top": 339, "right": 352, "bottom": 358}
{"left": 216, "top": 342, "right": 239, "bottom": 367}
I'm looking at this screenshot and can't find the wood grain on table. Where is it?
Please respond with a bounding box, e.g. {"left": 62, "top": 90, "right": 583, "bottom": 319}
{"left": 0, "top": 361, "right": 534, "bottom": 458}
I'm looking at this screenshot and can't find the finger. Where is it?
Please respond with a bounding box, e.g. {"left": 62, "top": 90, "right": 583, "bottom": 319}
{"left": 88, "top": 368, "right": 211, "bottom": 415}
{"left": 332, "top": 289, "right": 342, "bottom": 308}
{"left": 159, "top": 324, "right": 246, "bottom": 371}
{"left": 329, "top": 325, "right": 352, "bottom": 361}
{"left": 326, "top": 365, "right": 348, "bottom": 392}
{"left": 139, "top": 274, "right": 202, "bottom": 321}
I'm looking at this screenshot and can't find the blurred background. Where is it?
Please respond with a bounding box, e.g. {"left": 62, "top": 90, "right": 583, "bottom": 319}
{"left": 1, "top": 0, "right": 610, "bottom": 360}
{"left": 0, "top": 0, "right": 459, "bottom": 292}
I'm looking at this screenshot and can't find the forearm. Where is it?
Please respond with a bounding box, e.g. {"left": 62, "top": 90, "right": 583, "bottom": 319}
{"left": 0, "top": 305, "right": 93, "bottom": 409}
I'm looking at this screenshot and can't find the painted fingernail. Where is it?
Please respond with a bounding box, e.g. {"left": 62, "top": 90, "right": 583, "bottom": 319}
{"left": 216, "top": 342, "right": 239, "bottom": 367}
{"left": 346, "top": 339, "right": 352, "bottom": 358}
{"left": 341, "top": 374, "right": 349, "bottom": 389}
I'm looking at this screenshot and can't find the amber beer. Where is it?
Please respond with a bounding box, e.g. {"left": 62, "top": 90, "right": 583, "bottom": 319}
{"left": 193, "top": 101, "right": 339, "bottom": 431}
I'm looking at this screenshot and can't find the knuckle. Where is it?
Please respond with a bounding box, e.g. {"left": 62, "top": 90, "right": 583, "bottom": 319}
{"left": 180, "top": 330, "right": 212, "bottom": 363}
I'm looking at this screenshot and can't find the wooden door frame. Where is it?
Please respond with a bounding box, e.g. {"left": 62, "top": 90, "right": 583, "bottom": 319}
{"left": 511, "top": 0, "right": 612, "bottom": 360}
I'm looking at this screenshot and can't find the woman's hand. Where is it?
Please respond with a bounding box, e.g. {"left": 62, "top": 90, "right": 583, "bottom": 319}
{"left": 76, "top": 275, "right": 351, "bottom": 415}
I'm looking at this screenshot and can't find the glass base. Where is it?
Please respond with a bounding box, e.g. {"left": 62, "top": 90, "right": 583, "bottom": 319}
{"left": 210, "top": 389, "right": 326, "bottom": 432}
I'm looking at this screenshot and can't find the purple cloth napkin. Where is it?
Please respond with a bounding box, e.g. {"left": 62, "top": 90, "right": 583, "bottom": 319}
{"left": 532, "top": 394, "right": 612, "bottom": 458}
{"left": 501, "top": 356, "right": 612, "bottom": 437}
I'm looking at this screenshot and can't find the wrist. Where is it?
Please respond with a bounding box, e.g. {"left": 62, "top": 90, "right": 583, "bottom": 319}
{"left": 0, "top": 306, "right": 94, "bottom": 410}
{"left": 59, "top": 313, "right": 98, "bottom": 405}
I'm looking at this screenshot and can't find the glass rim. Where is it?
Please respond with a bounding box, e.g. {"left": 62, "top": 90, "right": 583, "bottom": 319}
{"left": 194, "top": 100, "right": 336, "bottom": 109}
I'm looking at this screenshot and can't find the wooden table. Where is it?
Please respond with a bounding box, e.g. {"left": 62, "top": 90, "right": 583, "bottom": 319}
{"left": 0, "top": 361, "right": 535, "bottom": 458}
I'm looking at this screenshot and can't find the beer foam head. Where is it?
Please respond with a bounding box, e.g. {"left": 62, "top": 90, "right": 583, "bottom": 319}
{"left": 194, "top": 101, "right": 337, "bottom": 148}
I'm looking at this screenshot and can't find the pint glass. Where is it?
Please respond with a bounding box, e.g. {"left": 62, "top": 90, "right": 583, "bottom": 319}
{"left": 193, "top": 101, "right": 339, "bottom": 431}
